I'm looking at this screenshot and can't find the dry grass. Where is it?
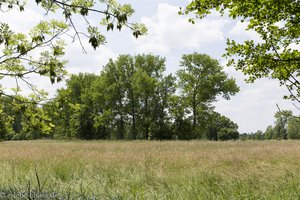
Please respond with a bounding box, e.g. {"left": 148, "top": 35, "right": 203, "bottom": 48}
{"left": 1, "top": 140, "right": 300, "bottom": 199}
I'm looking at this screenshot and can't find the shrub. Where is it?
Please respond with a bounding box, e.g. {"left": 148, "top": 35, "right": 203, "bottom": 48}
{"left": 218, "top": 128, "right": 239, "bottom": 141}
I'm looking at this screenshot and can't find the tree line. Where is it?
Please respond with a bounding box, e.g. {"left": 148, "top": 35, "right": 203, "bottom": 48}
{"left": 240, "top": 110, "right": 300, "bottom": 140}
{"left": 0, "top": 53, "right": 240, "bottom": 141}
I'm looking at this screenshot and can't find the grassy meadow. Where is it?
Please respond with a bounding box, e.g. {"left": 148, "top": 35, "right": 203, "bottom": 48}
{"left": 1, "top": 140, "right": 300, "bottom": 199}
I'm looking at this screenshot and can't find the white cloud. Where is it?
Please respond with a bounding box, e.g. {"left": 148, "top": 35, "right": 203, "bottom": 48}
{"left": 0, "top": 7, "right": 42, "bottom": 33}
{"left": 229, "top": 21, "right": 261, "bottom": 42}
{"left": 64, "top": 40, "right": 117, "bottom": 75}
{"left": 289, "top": 43, "right": 300, "bottom": 51}
{"left": 134, "top": 3, "right": 229, "bottom": 54}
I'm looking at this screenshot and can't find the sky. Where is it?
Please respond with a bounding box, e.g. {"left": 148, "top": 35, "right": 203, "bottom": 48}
{"left": 0, "top": 0, "right": 299, "bottom": 133}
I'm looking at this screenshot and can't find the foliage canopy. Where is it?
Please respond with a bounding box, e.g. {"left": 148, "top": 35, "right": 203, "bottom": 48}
{"left": 182, "top": 0, "right": 300, "bottom": 103}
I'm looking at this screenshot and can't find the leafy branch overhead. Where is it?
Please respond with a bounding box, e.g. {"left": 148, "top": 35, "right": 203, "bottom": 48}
{"left": 1, "top": 0, "right": 147, "bottom": 49}
{"left": 0, "top": 0, "right": 147, "bottom": 93}
{"left": 0, "top": 19, "right": 67, "bottom": 136}
{"left": 182, "top": 0, "right": 300, "bottom": 103}
{"left": 0, "top": 0, "right": 147, "bottom": 135}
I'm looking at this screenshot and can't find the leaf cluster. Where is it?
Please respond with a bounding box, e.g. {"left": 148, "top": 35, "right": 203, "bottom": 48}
{"left": 183, "top": 0, "right": 300, "bottom": 103}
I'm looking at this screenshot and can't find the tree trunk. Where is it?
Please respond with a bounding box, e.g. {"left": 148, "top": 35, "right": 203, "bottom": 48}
{"left": 192, "top": 93, "right": 197, "bottom": 139}
{"left": 130, "top": 90, "right": 137, "bottom": 139}
{"left": 118, "top": 96, "right": 125, "bottom": 139}
{"left": 145, "top": 98, "right": 149, "bottom": 140}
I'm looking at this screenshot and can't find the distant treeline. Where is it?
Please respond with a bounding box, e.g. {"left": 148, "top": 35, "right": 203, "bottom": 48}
{"left": 1, "top": 53, "right": 241, "bottom": 140}
{"left": 240, "top": 110, "right": 300, "bottom": 140}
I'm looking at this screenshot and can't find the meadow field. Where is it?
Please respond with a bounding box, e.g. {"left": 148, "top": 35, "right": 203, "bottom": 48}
{"left": 1, "top": 140, "right": 300, "bottom": 199}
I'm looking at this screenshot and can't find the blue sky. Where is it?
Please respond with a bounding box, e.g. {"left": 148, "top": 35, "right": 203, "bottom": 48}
{"left": 0, "top": 0, "right": 299, "bottom": 133}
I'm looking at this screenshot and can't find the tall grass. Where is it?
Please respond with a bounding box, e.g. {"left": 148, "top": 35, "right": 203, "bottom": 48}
{"left": 1, "top": 140, "right": 300, "bottom": 199}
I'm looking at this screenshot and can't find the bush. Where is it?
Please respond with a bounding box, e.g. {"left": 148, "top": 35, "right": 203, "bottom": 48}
{"left": 287, "top": 118, "right": 300, "bottom": 139}
{"left": 218, "top": 128, "right": 239, "bottom": 141}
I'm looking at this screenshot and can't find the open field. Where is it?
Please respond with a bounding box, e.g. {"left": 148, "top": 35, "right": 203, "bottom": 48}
{"left": 1, "top": 140, "right": 300, "bottom": 199}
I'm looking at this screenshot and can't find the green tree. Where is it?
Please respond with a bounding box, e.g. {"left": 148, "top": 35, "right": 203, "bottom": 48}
{"left": 0, "top": 98, "right": 14, "bottom": 139}
{"left": 0, "top": 95, "right": 54, "bottom": 140}
{"left": 111, "top": 55, "right": 176, "bottom": 140}
{"left": 46, "top": 88, "right": 74, "bottom": 138}
{"left": 254, "top": 130, "right": 264, "bottom": 140}
{"left": 44, "top": 73, "right": 97, "bottom": 139}
{"left": 177, "top": 53, "right": 239, "bottom": 138}
{"left": 118, "top": 55, "right": 139, "bottom": 139}
{"left": 91, "top": 54, "right": 168, "bottom": 140}
{"left": 218, "top": 128, "right": 239, "bottom": 141}
{"left": 287, "top": 117, "right": 300, "bottom": 139}
{"left": 182, "top": 0, "right": 300, "bottom": 103}
{"left": 264, "top": 125, "right": 274, "bottom": 139}
{"left": 91, "top": 75, "right": 113, "bottom": 139}
{"left": 207, "top": 112, "right": 239, "bottom": 141}
{"left": 67, "top": 73, "right": 98, "bottom": 139}
{"left": 131, "top": 54, "right": 166, "bottom": 139}
{"left": 101, "top": 59, "right": 127, "bottom": 139}
{"left": 273, "top": 110, "right": 292, "bottom": 139}
{"left": 169, "top": 95, "right": 193, "bottom": 140}
{"left": 151, "top": 74, "right": 176, "bottom": 140}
